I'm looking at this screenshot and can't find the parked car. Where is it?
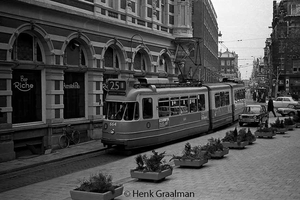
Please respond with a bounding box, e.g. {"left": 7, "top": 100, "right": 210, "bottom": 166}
{"left": 239, "top": 105, "right": 268, "bottom": 127}
{"left": 273, "top": 96, "right": 299, "bottom": 109}
{"left": 277, "top": 104, "right": 300, "bottom": 116}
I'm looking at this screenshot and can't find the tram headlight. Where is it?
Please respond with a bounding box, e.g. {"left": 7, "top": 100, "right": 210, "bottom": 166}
{"left": 110, "top": 129, "right": 115, "bottom": 134}
{"left": 104, "top": 123, "right": 108, "bottom": 130}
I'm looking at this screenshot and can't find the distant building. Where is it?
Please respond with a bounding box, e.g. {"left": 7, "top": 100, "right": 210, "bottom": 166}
{"left": 218, "top": 49, "right": 239, "bottom": 79}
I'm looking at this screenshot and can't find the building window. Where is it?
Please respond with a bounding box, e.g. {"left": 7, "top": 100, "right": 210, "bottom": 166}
{"left": 104, "top": 46, "right": 119, "bottom": 69}
{"left": 11, "top": 32, "right": 42, "bottom": 62}
{"left": 180, "top": 5, "right": 186, "bottom": 25}
{"left": 226, "top": 60, "right": 230, "bottom": 66}
{"left": 131, "top": 1, "right": 136, "bottom": 13}
{"left": 169, "top": 4, "right": 174, "bottom": 13}
{"left": 120, "top": 0, "right": 126, "bottom": 9}
{"left": 64, "top": 39, "right": 86, "bottom": 66}
{"left": 291, "top": 3, "right": 300, "bottom": 16}
{"left": 12, "top": 69, "right": 42, "bottom": 124}
{"left": 169, "top": 15, "right": 174, "bottom": 25}
{"left": 221, "top": 60, "right": 225, "bottom": 66}
{"left": 147, "top": 7, "right": 152, "bottom": 18}
{"left": 134, "top": 51, "right": 147, "bottom": 71}
{"left": 63, "top": 72, "right": 85, "bottom": 119}
{"left": 293, "top": 60, "right": 300, "bottom": 73}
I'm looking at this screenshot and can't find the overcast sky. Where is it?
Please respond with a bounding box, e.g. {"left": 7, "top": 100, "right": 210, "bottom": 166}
{"left": 212, "top": 0, "right": 275, "bottom": 79}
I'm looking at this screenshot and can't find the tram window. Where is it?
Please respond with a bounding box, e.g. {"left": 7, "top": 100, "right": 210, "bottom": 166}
{"left": 215, "top": 93, "right": 221, "bottom": 108}
{"left": 107, "top": 102, "right": 126, "bottom": 120}
{"left": 158, "top": 98, "right": 170, "bottom": 117}
{"left": 180, "top": 96, "right": 189, "bottom": 113}
{"left": 220, "top": 92, "right": 225, "bottom": 106}
{"left": 143, "top": 98, "right": 153, "bottom": 119}
{"left": 198, "top": 94, "right": 205, "bottom": 111}
{"left": 225, "top": 92, "right": 230, "bottom": 105}
{"left": 124, "top": 102, "right": 139, "bottom": 121}
{"left": 170, "top": 97, "right": 180, "bottom": 115}
{"left": 189, "top": 96, "right": 197, "bottom": 112}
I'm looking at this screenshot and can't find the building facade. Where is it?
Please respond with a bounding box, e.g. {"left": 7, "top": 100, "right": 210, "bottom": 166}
{"left": 218, "top": 49, "right": 239, "bottom": 80}
{"left": 0, "top": 0, "right": 220, "bottom": 161}
{"left": 190, "top": 0, "right": 219, "bottom": 82}
{"left": 271, "top": 0, "right": 300, "bottom": 96}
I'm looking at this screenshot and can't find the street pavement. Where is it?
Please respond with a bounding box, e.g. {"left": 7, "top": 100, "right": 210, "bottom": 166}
{"left": 0, "top": 103, "right": 300, "bottom": 199}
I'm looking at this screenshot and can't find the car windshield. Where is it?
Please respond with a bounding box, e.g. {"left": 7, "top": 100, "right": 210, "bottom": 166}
{"left": 243, "top": 106, "right": 260, "bottom": 114}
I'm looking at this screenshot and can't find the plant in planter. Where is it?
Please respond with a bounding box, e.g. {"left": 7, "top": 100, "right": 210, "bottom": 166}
{"left": 130, "top": 150, "right": 173, "bottom": 181}
{"left": 292, "top": 115, "right": 300, "bottom": 127}
{"left": 244, "top": 128, "right": 256, "bottom": 144}
{"left": 222, "top": 127, "right": 248, "bottom": 148}
{"left": 270, "top": 117, "right": 287, "bottom": 134}
{"left": 70, "top": 172, "right": 123, "bottom": 200}
{"left": 284, "top": 117, "right": 296, "bottom": 130}
{"left": 202, "top": 138, "right": 229, "bottom": 158}
{"left": 170, "top": 142, "right": 209, "bottom": 167}
{"left": 255, "top": 121, "right": 275, "bottom": 138}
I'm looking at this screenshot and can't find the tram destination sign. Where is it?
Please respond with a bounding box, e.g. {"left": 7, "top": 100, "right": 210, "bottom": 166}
{"left": 107, "top": 80, "right": 126, "bottom": 95}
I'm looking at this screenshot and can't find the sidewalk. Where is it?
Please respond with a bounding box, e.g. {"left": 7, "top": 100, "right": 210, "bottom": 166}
{"left": 1, "top": 116, "right": 300, "bottom": 200}
{"left": 0, "top": 139, "right": 105, "bottom": 175}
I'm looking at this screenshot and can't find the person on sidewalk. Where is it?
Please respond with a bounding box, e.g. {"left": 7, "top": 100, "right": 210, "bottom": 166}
{"left": 267, "top": 96, "right": 276, "bottom": 117}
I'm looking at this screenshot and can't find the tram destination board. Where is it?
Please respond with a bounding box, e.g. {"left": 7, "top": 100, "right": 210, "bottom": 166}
{"left": 108, "top": 80, "right": 126, "bottom": 95}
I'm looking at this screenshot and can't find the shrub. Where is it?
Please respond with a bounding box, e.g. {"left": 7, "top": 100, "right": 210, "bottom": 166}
{"left": 270, "top": 117, "right": 285, "bottom": 128}
{"left": 284, "top": 117, "right": 295, "bottom": 125}
{"left": 170, "top": 142, "right": 209, "bottom": 161}
{"left": 134, "top": 150, "right": 172, "bottom": 172}
{"left": 202, "top": 138, "right": 224, "bottom": 154}
{"left": 75, "top": 172, "right": 121, "bottom": 194}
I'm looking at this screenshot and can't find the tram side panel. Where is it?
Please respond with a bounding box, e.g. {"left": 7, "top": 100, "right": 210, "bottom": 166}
{"left": 233, "top": 86, "right": 246, "bottom": 121}
{"left": 225, "top": 83, "right": 246, "bottom": 122}
{"left": 206, "top": 84, "right": 233, "bottom": 130}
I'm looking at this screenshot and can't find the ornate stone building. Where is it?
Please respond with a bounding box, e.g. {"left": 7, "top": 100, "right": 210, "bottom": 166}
{"left": 271, "top": 0, "right": 300, "bottom": 96}
{"left": 0, "top": 0, "right": 219, "bottom": 161}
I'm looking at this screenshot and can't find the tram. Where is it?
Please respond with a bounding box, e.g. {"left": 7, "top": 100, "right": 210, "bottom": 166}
{"left": 101, "top": 78, "right": 245, "bottom": 149}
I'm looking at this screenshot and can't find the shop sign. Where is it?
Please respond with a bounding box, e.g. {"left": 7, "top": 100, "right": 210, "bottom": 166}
{"left": 64, "top": 82, "right": 80, "bottom": 89}
{"left": 13, "top": 75, "right": 34, "bottom": 92}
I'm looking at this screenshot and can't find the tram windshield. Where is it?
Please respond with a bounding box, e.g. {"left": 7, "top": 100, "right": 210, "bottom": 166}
{"left": 106, "top": 102, "right": 139, "bottom": 121}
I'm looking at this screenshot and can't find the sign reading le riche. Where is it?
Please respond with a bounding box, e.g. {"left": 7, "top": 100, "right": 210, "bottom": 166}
{"left": 13, "top": 75, "right": 34, "bottom": 92}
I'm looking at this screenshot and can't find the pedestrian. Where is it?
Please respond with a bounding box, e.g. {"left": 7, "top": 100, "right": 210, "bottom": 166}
{"left": 267, "top": 96, "right": 276, "bottom": 117}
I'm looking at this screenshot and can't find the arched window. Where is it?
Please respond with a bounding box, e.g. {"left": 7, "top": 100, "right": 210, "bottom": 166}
{"left": 159, "top": 54, "right": 169, "bottom": 73}
{"left": 134, "top": 51, "right": 147, "bottom": 71}
{"left": 64, "top": 39, "right": 86, "bottom": 66}
{"left": 104, "top": 46, "right": 119, "bottom": 69}
{"left": 11, "top": 32, "right": 42, "bottom": 62}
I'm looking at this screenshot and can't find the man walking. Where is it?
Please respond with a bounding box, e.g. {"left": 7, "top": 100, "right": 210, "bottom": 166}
{"left": 267, "top": 96, "right": 276, "bottom": 117}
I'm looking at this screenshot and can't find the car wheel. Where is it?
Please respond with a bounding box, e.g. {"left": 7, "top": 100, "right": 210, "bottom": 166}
{"left": 239, "top": 122, "right": 243, "bottom": 127}
{"left": 289, "top": 112, "right": 295, "bottom": 116}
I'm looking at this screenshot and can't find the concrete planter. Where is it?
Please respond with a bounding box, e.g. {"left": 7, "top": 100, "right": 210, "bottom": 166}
{"left": 173, "top": 158, "right": 208, "bottom": 167}
{"left": 285, "top": 124, "right": 296, "bottom": 130}
{"left": 70, "top": 186, "right": 123, "bottom": 200}
{"left": 210, "top": 148, "right": 229, "bottom": 158}
{"left": 130, "top": 168, "right": 172, "bottom": 181}
{"left": 222, "top": 141, "right": 248, "bottom": 149}
{"left": 274, "top": 127, "right": 288, "bottom": 134}
{"left": 255, "top": 130, "right": 276, "bottom": 138}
